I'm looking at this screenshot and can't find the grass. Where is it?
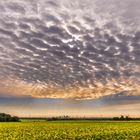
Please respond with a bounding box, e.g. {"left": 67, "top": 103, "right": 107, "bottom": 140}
{"left": 0, "top": 120, "right": 140, "bottom": 140}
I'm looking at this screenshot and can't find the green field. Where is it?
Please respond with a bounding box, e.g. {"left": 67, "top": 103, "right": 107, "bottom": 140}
{"left": 0, "top": 120, "right": 140, "bottom": 140}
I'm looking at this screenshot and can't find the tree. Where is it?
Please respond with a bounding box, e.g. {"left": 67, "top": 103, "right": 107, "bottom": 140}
{"left": 113, "top": 117, "right": 120, "bottom": 120}
{"left": 0, "top": 113, "right": 20, "bottom": 122}
{"left": 120, "top": 115, "right": 125, "bottom": 120}
{"left": 125, "top": 116, "right": 132, "bottom": 120}
{"left": 12, "top": 116, "right": 20, "bottom": 122}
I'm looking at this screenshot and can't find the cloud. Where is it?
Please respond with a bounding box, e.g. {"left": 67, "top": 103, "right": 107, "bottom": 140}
{"left": 0, "top": 77, "right": 139, "bottom": 100}
{"left": 99, "top": 92, "right": 140, "bottom": 106}
{"left": 0, "top": 0, "right": 140, "bottom": 100}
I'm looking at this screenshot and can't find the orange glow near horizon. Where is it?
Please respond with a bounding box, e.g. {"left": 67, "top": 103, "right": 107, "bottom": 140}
{"left": 0, "top": 76, "right": 139, "bottom": 100}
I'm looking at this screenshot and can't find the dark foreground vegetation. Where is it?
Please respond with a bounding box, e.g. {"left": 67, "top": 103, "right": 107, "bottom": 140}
{"left": 0, "top": 113, "right": 20, "bottom": 122}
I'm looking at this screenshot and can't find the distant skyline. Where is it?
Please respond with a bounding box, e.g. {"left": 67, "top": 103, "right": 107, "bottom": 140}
{"left": 0, "top": 0, "right": 140, "bottom": 117}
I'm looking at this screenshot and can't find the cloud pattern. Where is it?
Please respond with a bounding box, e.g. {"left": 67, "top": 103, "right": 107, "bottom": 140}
{"left": 0, "top": 0, "right": 140, "bottom": 99}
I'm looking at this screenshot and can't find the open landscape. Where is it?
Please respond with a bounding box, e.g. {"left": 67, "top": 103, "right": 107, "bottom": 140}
{"left": 0, "top": 0, "right": 140, "bottom": 139}
{"left": 0, "top": 120, "right": 140, "bottom": 140}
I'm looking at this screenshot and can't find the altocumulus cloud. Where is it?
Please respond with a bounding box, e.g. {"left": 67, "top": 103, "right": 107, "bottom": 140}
{"left": 0, "top": 0, "right": 140, "bottom": 99}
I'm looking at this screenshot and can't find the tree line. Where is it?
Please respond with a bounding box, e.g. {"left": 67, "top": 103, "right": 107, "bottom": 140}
{"left": 113, "top": 115, "right": 133, "bottom": 120}
{"left": 0, "top": 113, "right": 20, "bottom": 122}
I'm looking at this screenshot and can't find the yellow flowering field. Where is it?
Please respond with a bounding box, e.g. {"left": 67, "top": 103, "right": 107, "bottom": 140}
{"left": 0, "top": 120, "right": 140, "bottom": 140}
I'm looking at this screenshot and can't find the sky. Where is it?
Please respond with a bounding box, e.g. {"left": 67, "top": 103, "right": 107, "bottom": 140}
{"left": 0, "top": 0, "right": 140, "bottom": 117}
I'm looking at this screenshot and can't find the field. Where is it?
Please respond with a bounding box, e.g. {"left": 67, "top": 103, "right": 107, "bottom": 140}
{"left": 0, "top": 120, "right": 140, "bottom": 140}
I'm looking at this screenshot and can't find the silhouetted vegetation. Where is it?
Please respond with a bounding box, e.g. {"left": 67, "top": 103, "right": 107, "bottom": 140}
{"left": 21, "top": 115, "right": 140, "bottom": 121}
{"left": 113, "top": 115, "right": 132, "bottom": 121}
{"left": 47, "top": 115, "right": 70, "bottom": 121}
{"left": 0, "top": 113, "right": 20, "bottom": 122}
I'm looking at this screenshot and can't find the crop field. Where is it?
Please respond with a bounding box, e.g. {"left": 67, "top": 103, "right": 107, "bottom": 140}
{"left": 0, "top": 120, "right": 140, "bottom": 140}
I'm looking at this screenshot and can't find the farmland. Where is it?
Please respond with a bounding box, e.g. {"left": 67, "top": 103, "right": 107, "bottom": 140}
{"left": 0, "top": 120, "right": 140, "bottom": 140}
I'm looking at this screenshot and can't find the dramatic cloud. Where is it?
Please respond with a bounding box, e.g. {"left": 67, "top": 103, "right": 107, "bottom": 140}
{"left": 0, "top": 0, "right": 140, "bottom": 99}
{"left": 0, "top": 93, "right": 140, "bottom": 117}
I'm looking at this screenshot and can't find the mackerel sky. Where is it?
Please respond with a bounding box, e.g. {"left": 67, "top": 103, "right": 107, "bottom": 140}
{"left": 0, "top": 0, "right": 140, "bottom": 117}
